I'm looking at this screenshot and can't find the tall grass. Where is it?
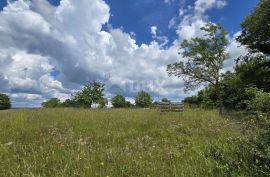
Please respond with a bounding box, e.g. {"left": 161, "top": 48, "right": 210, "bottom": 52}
{"left": 0, "top": 108, "right": 255, "bottom": 176}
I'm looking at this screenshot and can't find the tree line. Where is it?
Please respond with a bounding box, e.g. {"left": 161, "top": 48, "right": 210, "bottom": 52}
{"left": 42, "top": 81, "right": 157, "bottom": 108}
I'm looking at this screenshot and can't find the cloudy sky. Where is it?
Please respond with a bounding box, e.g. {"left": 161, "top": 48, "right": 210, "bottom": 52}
{"left": 0, "top": 0, "right": 259, "bottom": 107}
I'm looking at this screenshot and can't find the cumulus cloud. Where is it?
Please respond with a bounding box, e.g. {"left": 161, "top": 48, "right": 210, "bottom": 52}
{"left": 0, "top": 0, "right": 246, "bottom": 107}
{"left": 173, "top": 0, "right": 245, "bottom": 72}
{"left": 194, "top": 0, "right": 227, "bottom": 14}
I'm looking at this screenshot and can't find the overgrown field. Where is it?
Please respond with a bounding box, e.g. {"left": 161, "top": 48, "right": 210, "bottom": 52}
{"left": 0, "top": 109, "right": 259, "bottom": 177}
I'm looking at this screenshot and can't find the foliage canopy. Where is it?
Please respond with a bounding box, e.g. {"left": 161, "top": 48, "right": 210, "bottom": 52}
{"left": 237, "top": 0, "right": 270, "bottom": 55}
{"left": 135, "top": 91, "right": 152, "bottom": 108}
{"left": 0, "top": 93, "right": 11, "bottom": 110}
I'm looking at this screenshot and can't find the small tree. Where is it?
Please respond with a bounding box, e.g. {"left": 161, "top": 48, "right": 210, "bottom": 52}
{"left": 0, "top": 93, "right": 11, "bottom": 110}
{"left": 125, "top": 101, "right": 132, "bottom": 108}
{"left": 183, "top": 96, "right": 199, "bottom": 105}
{"left": 73, "top": 81, "right": 105, "bottom": 108}
{"left": 161, "top": 98, "right": 170, "bottom": 103}
{"left": 98, "top": 98, "right": 108, "bottom": 108}
{"left": 135, "top": 91, "right": 152, "bottom": 108}
{"left": 42, "top": 98, "right": 61, "bottom": 108}
{"left": 167, "top": 23, "right": 229, "bottom": 114}
{"left": 111, "top": 95, "right": 126, "bottom": 108}
{"left": 62, "top": 99, "right": 77, "bottom": 107}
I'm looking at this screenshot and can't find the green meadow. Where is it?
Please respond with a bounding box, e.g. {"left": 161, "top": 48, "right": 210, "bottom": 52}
{"left": 0, "top": 108, "right": 258, "bottom": 177}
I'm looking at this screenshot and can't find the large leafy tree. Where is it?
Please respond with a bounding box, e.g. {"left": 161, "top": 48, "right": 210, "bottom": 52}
{"left": 135, "top": 91, "right": 152, "bottom": 108}
{"left": 167, "top": 23, "right": 229, "bottom": 114}
{"left": 42, "top": 98, "right": 61, "bottom": 108}
{"left": 111, "top": 95, "right": 126, "bottom": 108}
{"left": 237, "top": 0, "right": 270, "bottom": 56}
{"left": 73, "top": 81, "right": 105, "bottom": 108}
{"left": 0, "top": 93, "right": 11, "bottom": 110}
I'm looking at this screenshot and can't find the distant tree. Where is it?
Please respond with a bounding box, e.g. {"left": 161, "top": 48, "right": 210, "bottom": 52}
{"left": 0, "top": 93, "right": 11, "bottom": 110}
{"left": 98, "top": 97, "right": 108, "bottom": 108}
{"left": 125, "top": 101, "right": 132, "bottom": 108}
{"left": 182, "top": 96, "right": 199, "bottom": 105}
{"left": 135, "top": 91, "right": 152, "bottom": 108}
{"left": 42, "top": 98, "right": 61, "bottom": 108}
{"left": 161, "top": 98, "right": 170, "bottom": 103}
{"left": 73, "top": 81, "right": 105, "bottom": 108}
{"left": 111, "top": 95, "right": 126, "bottom": 108}
{"left": 237, "top": 0, "right": 270, "bottom": 56}
{"left": 62, "top": 99, "right": 77, "bottom": 107}
{"left": 167, "top": 23, "right": 229, "bottom": 114}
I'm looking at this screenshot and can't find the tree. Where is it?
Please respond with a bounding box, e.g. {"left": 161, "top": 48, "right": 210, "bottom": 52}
{"left": 125, "top": 101, "right": 132, "bottom": 108}
{"left": 98, "top": 97, "right": 108, "bottom": 108}
{"left": 167, "top": 23, "right": 229, "bottom": 114}
{"left": 111, "top": 95, "right": 126, "bottom": 108}
{"left": 62, "top": 99, "right": 77, "bottom": 107}
{"left": 135, "top": 91, "right": 152, "bottom": 108}
{"left": 235, "top": 55, "right": 270, "bottom": 92}
{"left": 197, "top": 87, "right": 218, "bottom": 109}
{"left": 73, "top": 81, "right": 105, "bottom": 108}
{"left": 219, "top": 72, "right": 247, "bottom": 110}
{"left": 182, "top": 96, "right": 199, "bottom": 105}
{"left": 0, "top": 93, "right": 11, "bottom": 110}
{"left": 42, "top": 98, "right": 61, "bottom": 108}
{"left": 237, "top": 0, "right": 270, "bottom": 56}
{"left": 161, "top": 98, "right": 170, "bottom": 103}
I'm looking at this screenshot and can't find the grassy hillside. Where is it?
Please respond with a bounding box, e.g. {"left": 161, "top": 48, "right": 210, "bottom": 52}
{"left": 0, "top": 109, "right": 253, "bottom": 177}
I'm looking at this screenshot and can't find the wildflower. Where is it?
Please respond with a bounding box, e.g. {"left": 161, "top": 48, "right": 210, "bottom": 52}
{"left": 100, "top": 162, "right": 104, "bottom": 166}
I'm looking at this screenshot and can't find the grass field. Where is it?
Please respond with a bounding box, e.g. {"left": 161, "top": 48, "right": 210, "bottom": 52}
{"left": 0, "top": 108, "right": 254, "bottom": 177}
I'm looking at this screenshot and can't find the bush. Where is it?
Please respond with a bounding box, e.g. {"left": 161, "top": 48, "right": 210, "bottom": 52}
{"left": 135, "top": 91, "right": 152, "bottom": 108}
{"left": 245, "top": 88, "right": 270, "bottom": 113}
{"left": 125, "top": 101, "right": 132, "bottom": 108}
{"left": 62, "top": 99, "right": 77, "bottom": 107}
{"left": 182, "top": 96, "right": 199, "bottom": 105}
{"left": 98, "top": 98, "right": 108, "bottom": 108}
{"left": 0, "top": 93, "right": 11, "bottom": 110}
{"left": 197, "top": 88, "right": 218, "bottom": 109}
{"left": 111, "top": 95, "right": 126, "bottom": 108}
{"left": 42, "top": 98, "right": 61, "bottom": 108}
{"left": 161, "top": 98, "right": 170, "bottom": 103}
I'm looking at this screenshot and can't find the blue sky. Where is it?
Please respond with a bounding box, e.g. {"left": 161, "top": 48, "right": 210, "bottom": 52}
{"left": 0, "top": 0, "right": 258, "bottom": 45}
{"left": 0, "top": 0, "right": 260, "bottom": 107}
{"left": 105, "top": 0, "right": 259, "bottom": 45}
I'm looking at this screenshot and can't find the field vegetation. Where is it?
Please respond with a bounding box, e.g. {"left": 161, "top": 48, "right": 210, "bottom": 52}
{"left": 0, "top": 108, "right": 268, "bottom": 177}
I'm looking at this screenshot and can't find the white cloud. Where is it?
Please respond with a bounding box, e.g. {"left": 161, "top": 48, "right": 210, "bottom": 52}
{"left": 195, "top": 0, "right": 227, "bottom": 14}
{"left": 0, "top": 0, "right": 247, "bottom": 107}
{"left": 224, "top": 32, "right": 248, "bottom": 71}
{"left": 150, "top": 26, "right": 157, "bottom": 38}
{"left": 164, "top": 0, "right": 175, "bottom": 5}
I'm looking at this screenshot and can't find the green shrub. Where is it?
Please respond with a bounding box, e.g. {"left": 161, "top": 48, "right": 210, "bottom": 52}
{"left": 42, "top": 98, "right": 61, "bottom": 108}
{"left": 245, "top": 88, "right": 270, "bottom": 113}
{"left": 135, "top": 91, "right": 152, "bottom": 108}
{"left": 111, "top": 95, "right": 126, "bottom": 108}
